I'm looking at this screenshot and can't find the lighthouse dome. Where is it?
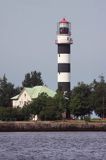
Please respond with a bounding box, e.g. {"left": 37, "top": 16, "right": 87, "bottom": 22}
{"left": 59, "top": 18, "right": 69, "bottom": 23}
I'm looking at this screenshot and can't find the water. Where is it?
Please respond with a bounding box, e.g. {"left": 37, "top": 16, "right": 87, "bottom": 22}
{"left": 0, "top": 132, "right": 106, "bottom": 160}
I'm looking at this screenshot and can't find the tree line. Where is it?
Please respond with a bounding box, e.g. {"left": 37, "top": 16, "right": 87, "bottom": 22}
{"left": 0, "top": 71, "right": 43, "bottom": 107}
{"left": 0, "top": 71, "right": 106, "bottom": 121}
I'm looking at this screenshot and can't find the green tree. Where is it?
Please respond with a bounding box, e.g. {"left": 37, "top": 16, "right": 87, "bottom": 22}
{"left": 24, "top": 92, "right": 51, "bottom": 120}
{"left": 22, "top": 70, "right": 44, "bottom": 87}
{"left": 0, "top": 75, "right": 20, "bottom": 107}
{"left": 39, "top": 105, "right": 62, "bottom": 121}
{"left": 38, "top": 92, "right": 63, "bottom": 120}
{"left": 70, "top": 82, "right": 93, "bottom": 119}
{"left": 55, "top": 90, "right": 71, "bottom": 119}
{"left": 91, "top": 75, "right": 106, "bottom": 118}
{"left": 26, "top": 92, "right": 64, "bottom": 121}
{"left": 0, "top": 107, "right": 30, "bottom": 121}
{"left": 53, "top": 91, "right": 65, "bottom": 113}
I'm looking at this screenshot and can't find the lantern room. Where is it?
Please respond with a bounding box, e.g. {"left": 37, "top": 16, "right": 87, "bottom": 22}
{"left": 57, "top": 18, "right": 71, "bottom": 35}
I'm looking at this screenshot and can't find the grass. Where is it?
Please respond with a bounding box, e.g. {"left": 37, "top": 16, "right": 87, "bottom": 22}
{"left": 90, "top": 119, "right": 106, "bottom": 123}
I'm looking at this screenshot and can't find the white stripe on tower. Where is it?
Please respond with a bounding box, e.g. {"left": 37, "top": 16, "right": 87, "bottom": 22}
{"left": 58, "top": 73, "right": 70, "bottom": 82}
{"left": 58, "top": 54, "right": 70, "bottom": 63}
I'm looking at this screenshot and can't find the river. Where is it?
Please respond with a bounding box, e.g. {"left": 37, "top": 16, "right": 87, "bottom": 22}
{"left": 0, "top": 132, "right": 106, "bottom": 160}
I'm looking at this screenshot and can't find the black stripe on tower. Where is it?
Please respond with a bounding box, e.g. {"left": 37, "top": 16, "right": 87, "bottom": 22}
{"left": 58, "top": 82, "right": 70, "bottom": 92}
{"left": 58, "top": 63, "right": 70, "bottom": 72}
{"left": 58, "top": 44, "right": 70, "bottom": 53}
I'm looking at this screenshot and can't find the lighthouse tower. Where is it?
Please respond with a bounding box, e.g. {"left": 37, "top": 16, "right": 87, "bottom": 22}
{"left": 56, "top": 18, "right": 73, "bottom": 93}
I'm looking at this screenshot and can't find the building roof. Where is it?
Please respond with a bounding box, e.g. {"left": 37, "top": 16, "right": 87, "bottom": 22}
{"left": 26, "top": 86, "right": 56, "bottom": 99}
{"left": 25, "top": 87, "right": 34, "bottom": 97}
{"left": 11, "top": 94, "right": 19, "bottom": 100}
{"left": 59, "top": 18, "right": 69, "bottom": 23}
{"left": 11, "top": 86, "right": 56, "bottom": 100}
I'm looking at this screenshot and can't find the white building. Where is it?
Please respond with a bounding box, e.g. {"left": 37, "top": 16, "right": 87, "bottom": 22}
{"left": 11, "top": 85, "right": 56, "bottom": 108}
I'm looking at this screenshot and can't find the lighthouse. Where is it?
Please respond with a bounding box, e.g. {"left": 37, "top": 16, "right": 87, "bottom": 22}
{"left": 56, "top": 18, "right": 73, "bottom": 93}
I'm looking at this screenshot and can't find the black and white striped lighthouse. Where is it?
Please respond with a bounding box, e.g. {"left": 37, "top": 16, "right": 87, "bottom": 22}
{"left": 56, "top": 18, "right": 73, "bottom": 93}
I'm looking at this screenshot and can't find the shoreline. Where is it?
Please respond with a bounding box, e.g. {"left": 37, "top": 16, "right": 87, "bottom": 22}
{"left": 0, "top": 121, "right": 106, "bottom": 132}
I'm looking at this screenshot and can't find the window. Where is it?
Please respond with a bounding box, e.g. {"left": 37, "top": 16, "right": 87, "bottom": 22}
{"left": 59, "top": 27, "right": 69, "bottom": 34}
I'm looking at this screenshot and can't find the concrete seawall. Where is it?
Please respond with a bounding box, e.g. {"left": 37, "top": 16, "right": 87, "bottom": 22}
{"left": 0, "top": 121, "right": 106, "bottom": 131}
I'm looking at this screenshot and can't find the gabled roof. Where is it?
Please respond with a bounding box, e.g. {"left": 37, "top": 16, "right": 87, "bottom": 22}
{"left": 25, "top": 87, "right": 34, "bottom": 97}
{"left": 11, "top": 94, "right": 19, "bottom": 100}
{"left": 31, "top": 86, "right": 56, "bottom": 99}
{"left": 11, "top": 86, "right": 56, "bottom": 100}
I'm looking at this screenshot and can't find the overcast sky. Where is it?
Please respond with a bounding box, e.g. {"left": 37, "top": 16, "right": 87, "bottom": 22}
{"left": 0, "top": 0, "right": 106, "bottom": 90}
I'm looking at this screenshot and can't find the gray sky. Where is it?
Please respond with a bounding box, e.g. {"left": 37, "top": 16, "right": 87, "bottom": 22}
{"left": 0, "top": 0, "right": 106, "bottom": 90}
